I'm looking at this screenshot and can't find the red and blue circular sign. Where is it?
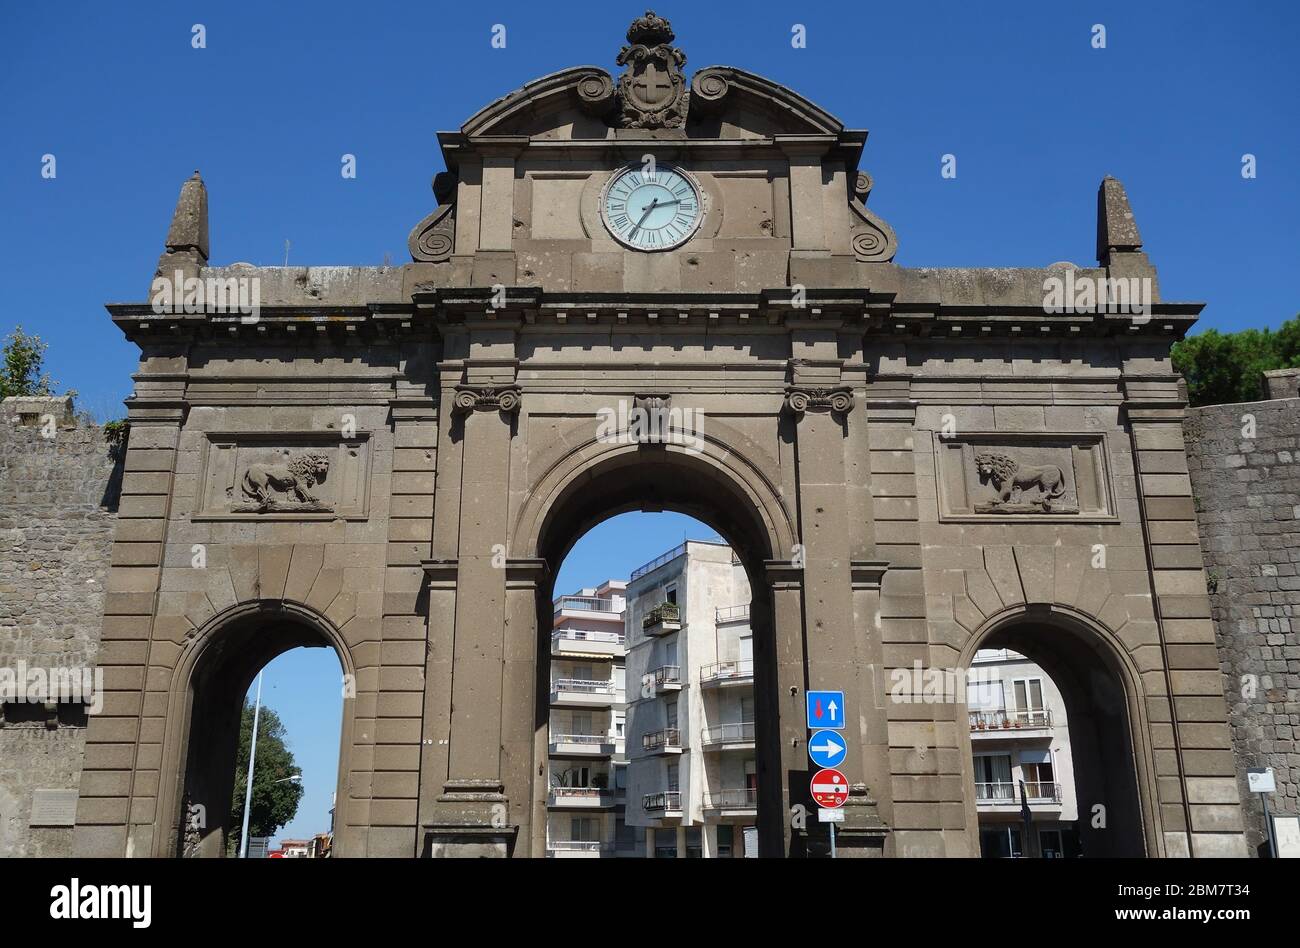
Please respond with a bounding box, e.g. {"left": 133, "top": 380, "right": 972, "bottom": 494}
{"left": 810, "top": 767, "right": 849, "bottom": 808}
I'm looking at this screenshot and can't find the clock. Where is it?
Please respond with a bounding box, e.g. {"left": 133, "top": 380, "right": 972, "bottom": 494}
{"left": 601, "top": 163, "right": 703, "bottom": 251}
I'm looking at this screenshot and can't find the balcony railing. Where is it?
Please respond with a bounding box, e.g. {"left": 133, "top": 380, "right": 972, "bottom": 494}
{"left": 552, "top": 628, "right": 625, "bottom": 645}
{"left": 549, "top": 787, "right": 611, "bottom": 801}
{"left": 700, "top": 660, "right": 754, "bottom": 684}
{"left": 553, "top": 595, "right": 619, "bottom": 614}
{"left": 704, "top": 788, "right": 758, "bottom": 809}
{"left": 551, "top": 678, "right": 617, "bottom": 696}
{"left": 649, "top": 665, "right": 682, "bottom": 688}
{"left": 643, "top": 790, "right": 682, "bottom": 812}
{"left": 630, "top": 543, "right": 688, "bottom": 581}
{"left": 701, "top": 722, "right": 756, "bottom": 746}
{"left": 642, "top": 601, "right": 681, "bottom": 630}
{"left": 642, "top": 728, "right": 682, "bottom": 752}
{"left": 715, "top": 604, "right": 751, "bottom": 623}
{"left": 975, "top": 781, "right": 1063, "bottom": 804}
{"left": 550, "top": 733, "right": 613, "bottom": 746}
{"left": 546, "top": 840, "right": 608, "bottom": 853}
{"left": 968, "top": 709, "right": 1053, "bottom": 731}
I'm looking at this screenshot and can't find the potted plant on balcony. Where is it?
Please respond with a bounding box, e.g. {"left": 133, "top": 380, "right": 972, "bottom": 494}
{"left": 642, "top": 601, "right": 681, "bottom": 630}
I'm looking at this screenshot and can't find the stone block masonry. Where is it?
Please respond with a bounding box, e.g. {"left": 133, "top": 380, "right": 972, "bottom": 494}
{"left": 0, "top": 407, "right": 123, "bottom": 856}
{"left": 1186, "top": 392, "right": 1300, "bottom": 856}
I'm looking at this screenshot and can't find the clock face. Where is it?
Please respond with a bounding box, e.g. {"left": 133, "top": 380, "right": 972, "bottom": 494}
{"left": 601, "top": 164, "right": 702, "bottom": 251}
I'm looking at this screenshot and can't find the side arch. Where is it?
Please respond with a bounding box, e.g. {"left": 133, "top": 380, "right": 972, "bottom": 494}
{"left": 153, "top": 599, "right": 358, "bottom": 858}
{"left": 954, "top": 602, "right": 1162, "bottom": 857}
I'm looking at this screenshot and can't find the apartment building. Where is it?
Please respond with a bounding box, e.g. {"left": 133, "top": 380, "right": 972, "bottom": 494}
{"left": 546, "top": 579, "right": 641, "bottom": 857}
{"left": 623, "top": 541, "right": 757, "bottom": 858}
{"left": 966, "top": 649, "right": 1080, "bottom": 858}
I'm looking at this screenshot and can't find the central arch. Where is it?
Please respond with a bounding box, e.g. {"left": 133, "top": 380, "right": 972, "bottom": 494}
{"left": 513, "top": 432, "right": 799, "bottom": 857}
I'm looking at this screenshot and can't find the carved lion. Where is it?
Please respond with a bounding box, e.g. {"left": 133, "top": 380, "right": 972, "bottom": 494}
{"left": 241, "top": 452, "right": 330, "bottom": 506}
{"left": 974, "top": 452, "right": 1066, "bottom": 507}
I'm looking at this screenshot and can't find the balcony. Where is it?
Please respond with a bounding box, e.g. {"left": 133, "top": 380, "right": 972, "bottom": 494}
{"left": 648, "top": 664, "right": 682, "bottom": 691}
{"left": 548, "top": 787, "right": 615, "bottom": 809}
{"left": 715, "top": 604, "right": 750, "bottom": 624}
{"left": 641, "top": 727, "right": 683, "bottom": 755}
{"left": 703, "top": 787, "right": 758, "bottom": 816}
{"left": 554, "top": 595, "right": 621, "bottom": 616}
{"left": 975, "top": 781, "right": 1063, "bottom": 806}
{"left": 546, "top": 840, "right": 613, "bottom": 858}
{"left": 550, "top": 678, "right": 621, "bottom": 709}
{"left": 700, "top": 721, "right": 756, "bottom": 750}
{"left": 549, "top": 733, "right": 616, "bottom": 757}
{"left": 700, "top": 660, "right": 753, "bottom": 688}
{"left": 969, "top": 709, "right": 1053, "bottom": 738}
{"left": 551, "top": 628, "right": 625, "bottom": 659}
{"left": 642, "top": 790, "right": 683, "bottom": 816}
{"left": 642, "top": 602, "right": 681, "bottom": 637}
{"left": 630, "top": 543, "right": 687, "bottom": 581}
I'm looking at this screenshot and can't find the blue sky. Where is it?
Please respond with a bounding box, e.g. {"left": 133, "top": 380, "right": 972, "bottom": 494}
{"left": 4, "top": 1, "right": 1296, "bottom": 845}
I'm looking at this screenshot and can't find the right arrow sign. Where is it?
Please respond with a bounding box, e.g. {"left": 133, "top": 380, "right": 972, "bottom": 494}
{"left": 807, "top": 729, "right": 847, "bottom": 768}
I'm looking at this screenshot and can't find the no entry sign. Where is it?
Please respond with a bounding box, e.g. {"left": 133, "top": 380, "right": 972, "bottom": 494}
{"left": 810, "top": 767, "right": 849, "bottom": 808}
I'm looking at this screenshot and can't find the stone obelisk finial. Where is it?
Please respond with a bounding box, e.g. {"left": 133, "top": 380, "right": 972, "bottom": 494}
{"left": 1095, "top": 175, "right": 1143, "bottom": 266}
{"left": 154, "top": 170, "right": 209, "bottom": 288}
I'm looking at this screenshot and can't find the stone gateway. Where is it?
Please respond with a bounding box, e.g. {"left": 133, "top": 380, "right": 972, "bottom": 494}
{"left": 72, "top": 13, "right": 1247, "bottom": 857}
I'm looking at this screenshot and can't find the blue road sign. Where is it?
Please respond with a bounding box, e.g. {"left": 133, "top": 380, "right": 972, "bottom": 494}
{"left": 806, "top": 690, "right": 845, "bottom": 730}
{"left": 808, "top": 729, "right": 847, "bottom": 768}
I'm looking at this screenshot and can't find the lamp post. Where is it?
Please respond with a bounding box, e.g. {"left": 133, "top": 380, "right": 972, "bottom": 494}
{"left": 238, "top": 671, "right": 263, "bottom": 859}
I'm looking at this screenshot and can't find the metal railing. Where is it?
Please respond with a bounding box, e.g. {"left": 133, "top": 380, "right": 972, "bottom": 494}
{"left": 968, "top": 709, "right": 1053, "bottom": 731}
{"left": 549, "top": 733, "right": 613, "bottom": 746}
{"left": 630, "top": 543, "right": 688, "bottom": 581}
{"left": 549, "top": 786, "right": 610, "bottom": 799}
{"left": 701, "top": 722, "right": 756, "bottom": 745}
{"left": 643, "top": 790, "right": 682, "bottom": 811}
{"left": 551, "top": 629, "right": 625, "bottom": 645}
{"left": 650, "top": 665, "right": 682, "bottom": 687}
{"left": 700, "top": 660, "right": 754, "bottom": 683}
{"left": 551, "top": 678, "right": 617, "bottom": 695}
{"left": 642, "top": 728, "right": 682, "bottom": 752}
{"left": 974, "top": 781, "right": 1062, "bottom": 803}
{"left": 553, "top": 595, "right": 620, "bottom": 613}
{"left": 715, "top": 604, "right": 751, "bottom": 623}
{"left": 546, "top": 840, "right": 607, "bottom": 852}
{"left": 704, "top": 788, "right": 758, "bottom": 809}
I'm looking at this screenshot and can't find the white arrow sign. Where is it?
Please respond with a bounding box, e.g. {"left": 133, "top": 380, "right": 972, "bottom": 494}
{"left": 811, "top": 738, "right": 844, "bottom": 759}
{"left": 826, "top": 700, "right": 839, "bottom": 722}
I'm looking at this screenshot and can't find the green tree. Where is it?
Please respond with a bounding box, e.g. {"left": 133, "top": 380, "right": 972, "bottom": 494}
{"left": 1, "top": 326, "right": 56, "bottom": 399}
{"left": 1172, "top": 314, "right": 1300, "bottom": 407}
{"left": 226, "top": 700, "right": 304, "bottom": 854}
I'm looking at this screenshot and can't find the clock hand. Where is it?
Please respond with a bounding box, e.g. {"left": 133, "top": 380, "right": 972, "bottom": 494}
{"left": 629, "top": 198, "right": 659, "bottom": 238}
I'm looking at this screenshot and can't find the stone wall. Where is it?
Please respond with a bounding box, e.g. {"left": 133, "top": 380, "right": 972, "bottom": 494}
{"left": 1186, "top": 387, "right": 1300, "bottom": 856}
{"left": 0, "top": 406, "right": 122, "bottom": 856}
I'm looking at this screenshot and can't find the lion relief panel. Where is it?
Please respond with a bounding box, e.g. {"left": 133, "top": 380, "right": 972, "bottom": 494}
{"left": 934, "top": 432, "right": 1114, "bottom": 522}
{"left": 195, "top": 432, "right": 372, "bottom": 520}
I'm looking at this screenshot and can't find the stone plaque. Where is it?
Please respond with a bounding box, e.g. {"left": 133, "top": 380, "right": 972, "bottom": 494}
{"left": 935, "top": 432, "right": 1114, "bottom": 522}
{"left": 30, "top": 788, "right": 79, "bottom": 826}
{"left": 196, "top": 432, "right": 372, "bottom": 521}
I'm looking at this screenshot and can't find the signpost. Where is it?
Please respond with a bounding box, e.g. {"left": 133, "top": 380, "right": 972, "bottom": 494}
{"left": 1248, "top": 767, "right": 1279, "bottom": 858}
{"left": 806, "top": 689, "right": 848, "bottom": 857}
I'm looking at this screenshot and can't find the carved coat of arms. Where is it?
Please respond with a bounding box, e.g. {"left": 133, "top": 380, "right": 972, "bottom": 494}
{"left": 616, "top": 11, "right": 688, "bottom": 129}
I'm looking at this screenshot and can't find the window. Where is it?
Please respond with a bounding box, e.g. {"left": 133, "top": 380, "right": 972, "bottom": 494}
{"left": 980, "top": 827, "right": 1022, "bottom": 859}
{"left": 973, "top": 754, "right": 1012, "bottom": 801}
{"left": 570, "top": 817, "right": 597, "bottom": 842}
{"left": 666, "top": 698, "right": 678, "bottom": 731}
{"left": 1039, "top": 829, "right": 1063, "bottom": 858}
{"left": 740, "top": 694, "right": 755, "bottom": 723}
{"left": 1021, "top": 750, "right": 1055, "bottom": 800}
{"left": 666, "top": 585, "right": 677, "bottom": 605}
{"left": 1012, "top": 677, "right": 1044, "bottom": 711}
{"left": 667, "top": 762, "right": 680, "bottom": 792}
